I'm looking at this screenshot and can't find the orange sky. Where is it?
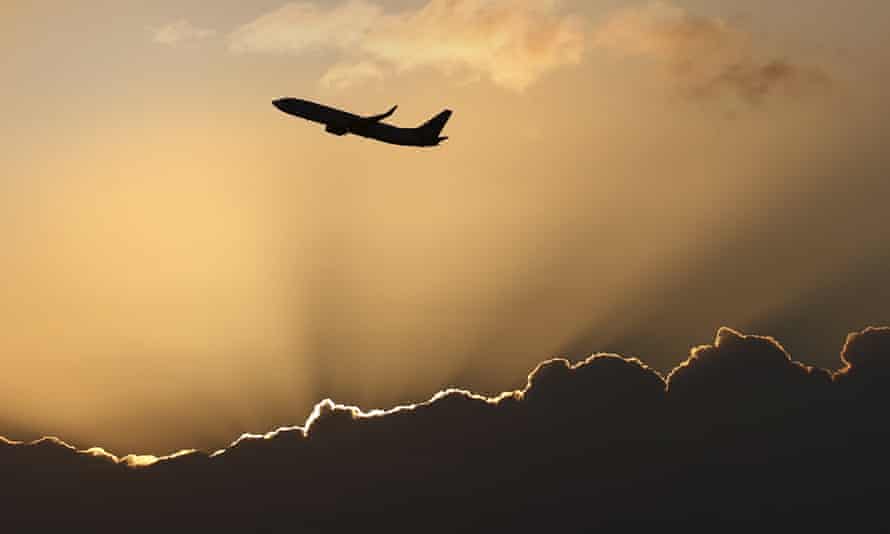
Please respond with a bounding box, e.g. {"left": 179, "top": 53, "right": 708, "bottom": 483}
{"left": 2, "top": 0, "right": 890, "bottom": 454}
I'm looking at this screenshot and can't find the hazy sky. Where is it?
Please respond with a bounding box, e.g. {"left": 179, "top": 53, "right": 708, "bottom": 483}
{"left": 3, "top": 0, "right": 890, "bottom": 453}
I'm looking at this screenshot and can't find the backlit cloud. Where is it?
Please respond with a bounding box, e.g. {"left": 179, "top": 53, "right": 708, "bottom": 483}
{"left": 152, "top": 19, "right": 216, "bottom": 45}
{"left": 593, "top": 1, "right": 830, "bottom": 102}
{"left": 230, "top": 0, "right": 586, "bottom": 91}
{"left": 3, "top": 326, "right": 890, "bottom": 529}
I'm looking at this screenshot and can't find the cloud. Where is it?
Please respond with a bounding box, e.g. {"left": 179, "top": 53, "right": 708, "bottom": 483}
{"left": 593, "top": 1, "right": 830, "bottom": 102}
{"left": 667, "top": 327, "right": 831, "bottom": 390}
{"left": 229, "top": 0, "right": 382, "bottom": 54}
{"left": 152, "top": 19, "right": 216, "bottom": 46}
{"left": 320, "top": 60, "right": 385, "bottom": 90}
{"left": 230, "top": 0, "right": 586, "bottom": 91}
{"left": 0, "top": 435, "right": 195, "bottom": 468}
{"left": 839, "top": 326, "right": 890, "bottom": 375}
{"left": 666, "top": 328, "right": 834, "bottom": 430}
{"left": 4, "top": 326, "right": 890, "bottom": 529}
{"left": 228, "top": 0, "right": 828, "bottom": 96}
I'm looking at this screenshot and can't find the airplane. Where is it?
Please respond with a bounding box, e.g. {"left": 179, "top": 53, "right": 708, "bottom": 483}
{"left": 273, "top": 98, "right": 452, "bottom": 147}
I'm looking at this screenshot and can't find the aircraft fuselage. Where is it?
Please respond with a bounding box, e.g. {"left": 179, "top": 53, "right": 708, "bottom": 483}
{"left": 273, "top": 98, "right": 450, "bottom": 147}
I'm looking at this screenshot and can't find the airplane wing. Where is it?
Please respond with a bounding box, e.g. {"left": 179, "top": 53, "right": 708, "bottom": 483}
{"left": 362, "top": 106, "right": 397, "bottom": 123}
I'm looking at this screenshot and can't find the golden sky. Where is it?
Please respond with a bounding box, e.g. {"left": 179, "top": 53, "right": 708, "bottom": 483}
{"left": 2, "top": 0, "right": 890, "bottom": 454}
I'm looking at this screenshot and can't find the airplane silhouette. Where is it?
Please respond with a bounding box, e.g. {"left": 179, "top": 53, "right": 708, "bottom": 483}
{"left": 273, "top": 98, "right": 452, "bottom": 147}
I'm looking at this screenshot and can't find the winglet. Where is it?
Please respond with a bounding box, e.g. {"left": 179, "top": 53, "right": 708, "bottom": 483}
{"left": 366, "top": 106, "right": 398, "bottom": 122}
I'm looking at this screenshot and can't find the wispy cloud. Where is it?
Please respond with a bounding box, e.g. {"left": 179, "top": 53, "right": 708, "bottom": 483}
{"left": 152, "top": 19, "right": 216, "bottom": 46}
{"left": 320, "top": 60, "right": 385, "bottom": 90}
{"left": 593, "top": 1, "right": 830, "bottom": 103}
{"left": 230, "top": 0, "right": 586, "bottom": 92}
{"left": 160, "top": 1, "right": 827, "bottom": 100}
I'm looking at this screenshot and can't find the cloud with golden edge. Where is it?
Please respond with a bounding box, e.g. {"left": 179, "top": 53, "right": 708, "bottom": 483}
{"left": 212, "top": 387, "right": 517, "bottom": 458}
{"left": 229, "top": 0, "right": 586, "bottom": 91}
{"left": 4, "top": 326, "right": 890, "bottom": 529}
{"left": 5, "top": 326, "right": 886, "bottom": 467}
{"left": 0, "top": 435, "right": 196, "bottom": 469}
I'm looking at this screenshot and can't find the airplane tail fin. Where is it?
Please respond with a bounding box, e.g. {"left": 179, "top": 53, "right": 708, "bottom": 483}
{"left": 419, "top": 110, "right": 452, "bottom": 137}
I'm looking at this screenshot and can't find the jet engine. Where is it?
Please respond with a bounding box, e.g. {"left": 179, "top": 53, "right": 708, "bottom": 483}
{"left": 325, "top": 124, "right": 349, "bottom": 136}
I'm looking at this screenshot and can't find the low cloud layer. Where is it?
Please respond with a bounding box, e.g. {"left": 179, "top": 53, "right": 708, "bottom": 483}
{"left": 594, "top": 1, "right": 830, "bottom": 102}
{"left": 4, "top": 326, "right": 890, "bottom": 530}
{"left": 152, "top": 19, "right": 216, "bottom": 46}
{"left": 230, "top": 0, "right": 586, "bottom": 91}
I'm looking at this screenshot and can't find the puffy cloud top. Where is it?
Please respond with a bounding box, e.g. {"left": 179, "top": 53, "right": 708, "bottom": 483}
{"left": 4, "top": 326, "right": 890, "bottom": 530}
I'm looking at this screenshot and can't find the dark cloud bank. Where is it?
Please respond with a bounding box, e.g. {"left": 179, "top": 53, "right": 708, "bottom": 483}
{"left": 4, "top": 327, "right": 890, "bottom": 531}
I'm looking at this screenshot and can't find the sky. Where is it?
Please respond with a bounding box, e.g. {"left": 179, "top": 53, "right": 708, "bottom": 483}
{"left": 2, "top": 0, "right": 890, "bottom": 454}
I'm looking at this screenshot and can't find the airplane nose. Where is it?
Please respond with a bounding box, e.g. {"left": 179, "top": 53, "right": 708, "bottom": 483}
{"left": 273, "top": 98, "right": 295, "bottom": 111}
